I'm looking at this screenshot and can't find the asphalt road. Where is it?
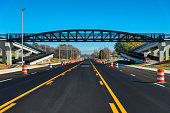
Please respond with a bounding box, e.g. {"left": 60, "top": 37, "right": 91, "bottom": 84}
{"left": 0, "top": 59, "right": 170, "bottom": 113}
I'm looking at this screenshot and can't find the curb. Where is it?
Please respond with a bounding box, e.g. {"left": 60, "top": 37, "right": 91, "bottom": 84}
{"left": 0, "top": 63, "right": 60, "bottom": 75}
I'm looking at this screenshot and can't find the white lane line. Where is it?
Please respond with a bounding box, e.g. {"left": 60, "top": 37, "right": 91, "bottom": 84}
{"left": 0, "top": 78, "right": 12, "bottom": 83}
{"left": 46, "top": 69, "right": 49, "bottom": 70}
{"left": 130, "top": 74, "right": 136, "bottom": 76}
{"left": 31, "top": 72, "right": 37, "bottom": 75}
{"left": 120, "top": 70, "right": 122, "bottom": 71}
{"left": 154, "top": 83, "right": 165, "bottom": 87}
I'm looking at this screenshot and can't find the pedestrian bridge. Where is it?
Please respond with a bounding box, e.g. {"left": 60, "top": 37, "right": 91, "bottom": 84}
{"left": 0, "top": 29, "right": 169, "bottom": 65}
{"left": 4, "top": 29, "right": 166, "bottom": 42}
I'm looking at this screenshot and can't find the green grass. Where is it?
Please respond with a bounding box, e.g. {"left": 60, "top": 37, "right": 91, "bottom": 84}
{"left": 146, "top": 64, "right": 170, "bottom": 70}
{"left": 109, "top": 60, "right": 139, "bottom": 65}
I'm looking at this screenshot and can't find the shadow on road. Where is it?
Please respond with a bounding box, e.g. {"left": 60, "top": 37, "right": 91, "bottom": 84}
{"left": 133, "top": 80, "right": 155, "bottom": 84}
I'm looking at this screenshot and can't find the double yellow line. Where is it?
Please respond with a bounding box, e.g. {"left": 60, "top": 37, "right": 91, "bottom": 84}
{"left": 0, "top": 62, "right": 84, "bottom": 113}
{"left": 90, "top": 61, "right": 127, "bottom": 113}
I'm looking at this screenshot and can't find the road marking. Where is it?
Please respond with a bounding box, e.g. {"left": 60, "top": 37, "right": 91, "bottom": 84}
{"left": 90, "top": 61, "right": 127, "bottom": 113}
{"left": 0, "top": 62, "right": 84, "bottom": 112}
{"left": 120, "top": 70, "right": 122, "bottom": 71}
{"left": 154, "top": 83, "right": 165, "bottom": 87}
{"left": 109, "top": 103, "right": 119, "bottom": 113}
{"left": 31, "top": 72, "right": 37, "bottom": 75}
{"left": 0, "top": 79, "right": 12, "bottom": 83}
{"left": 130, "top": 74, "right": 136, "bottom": 76}
{"left": 99, "top": 81, "right": 104, "bottom": 85}
{"left": 0, "top": 103, "right": 16, "bottom": 113}
{"left": 46, "top": 81, "right": 53, "bottom": 85}
{"left": 46, "top": 69, "right": 49, "bottom": 70}
{"left": 96, "top": 73, "right": 98, "bottom": 76}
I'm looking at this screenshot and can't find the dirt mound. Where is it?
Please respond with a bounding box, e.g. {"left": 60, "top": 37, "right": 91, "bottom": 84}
{"left": 0, "top": 64, "right": 11, "bottom": 70}
{"left": 155, "top": 60, "right": 170, "bottom": 65}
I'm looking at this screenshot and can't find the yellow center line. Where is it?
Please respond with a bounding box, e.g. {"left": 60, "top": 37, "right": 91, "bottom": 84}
{"left": 90, "top": 61, "right": 127, "bottom": 113}
{"left": 0, "top": 103, "right": 16, "bottom": 113}
{"left": 99, "top": 81, "right": 104, "bottom": 85}
{"left": 0, "top": 61, "right": 84, "bottom": 112}
{"left": 109, "top": 103, "right": 119, "bottom": 113}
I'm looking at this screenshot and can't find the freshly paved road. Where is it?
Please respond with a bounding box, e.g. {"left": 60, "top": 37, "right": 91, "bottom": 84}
{"left": 0, "top": 59, "right": 170, "bottom": 113}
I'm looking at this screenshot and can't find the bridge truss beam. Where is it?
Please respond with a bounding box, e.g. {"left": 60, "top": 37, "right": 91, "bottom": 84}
{"left": 6, "top": 29, "right": 165, "bottom": 42}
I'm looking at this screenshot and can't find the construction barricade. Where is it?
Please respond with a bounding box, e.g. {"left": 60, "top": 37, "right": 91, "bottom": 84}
{"left": 157, "top": 69, "right": 165, "bottom": 83}
{"left": 22, "top": 65, "right": 27, "bottom": 74}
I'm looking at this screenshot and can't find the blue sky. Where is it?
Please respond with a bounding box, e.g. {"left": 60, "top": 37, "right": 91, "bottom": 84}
{"left": 0, "top": 0, "right": 170, "bottom": 54}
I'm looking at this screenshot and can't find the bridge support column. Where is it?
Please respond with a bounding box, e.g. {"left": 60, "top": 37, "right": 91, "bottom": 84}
{"left": 2, "top": 49, "right": 6, "bottom": 64}
{"left": 153, "top": 49, "right": 159, "bottom": 57}
{"left": 25, "top": 52, "right": 32, "bottom": 57}
{"left": 165, "top": 49, "right": 169, "bottom": 60}
{"left": 15, "top": 49, "right": 22, "bottom": 59}
{"left": 158, "top": 42, "right": 166, "bottom": 62}
{"left": 5, "top": 42, "right": 12, "bottom": 65}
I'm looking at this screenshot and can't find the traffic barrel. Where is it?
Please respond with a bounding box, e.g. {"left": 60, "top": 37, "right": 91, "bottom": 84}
{"left": 104, "top": 61, "right": 105, "bottom": 64}
{"left": 115, "top": 62, "right": 118, "bottom": 68}
{"left": 64, "top": 61, "right": 66, "bottom": 65}
{"left": 61, "top": 61, "right": 63, "bottom": 66}
{"left": 22, "top": 65, "right": 27, "bottom": 74}
{"left": 110, "top": 62, "right": 113, "bottom": 67}
{"left": 49, "top": 63, "right": 52, "bottom": 68}
{"left": 157, "top": 69, "right": 165, "bottom": 83}
{"left": 67, "top": 60, "right": 69, "bottom": 65}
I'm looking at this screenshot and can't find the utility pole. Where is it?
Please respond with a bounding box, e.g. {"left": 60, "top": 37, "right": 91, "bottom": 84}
{"left": 71, "top": 47, "right": 72, "bottom": 59}
{"left": 45, "top": 45, "right": 46, "bottom": 52}
{"left": 67, "top": 45, "right": 68, "bottom": 62}
{"left": 21, "top": 8, "right": 26, "bottom": 66}
{"left": 101, "top": 50, "right": 102, "bottom": 60}
{"left": 100, "top": 48, "right": 102, "bottom": 60}
{"left": 59, "top": 45, "right": 60, "bottom": 62}
{"left": 73, "top": 48, "right": 74, "bottom": 60}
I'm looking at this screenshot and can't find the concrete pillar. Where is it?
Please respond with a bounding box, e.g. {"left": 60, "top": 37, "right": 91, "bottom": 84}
{"left": 48, "top": 59, "right": 50, "bottom": 62}
{"left": 15, "top": 49, "right": 22, "bottom": 59}
{"left": 153, "top": 49, "right": 159, "bottom": 56}
{"left": 165, "top": 48, "right": 169, "bottom": 60}
{"left": 25, "top": 52, "right": 32, "bottom": 57}
{"left": 158, "top": 42, "right": 166, "bottom": 62}
{"left": 5, "top": 42, "right": 12, "bottom": 65}
{"left": 2, "top": 49, "right": 6, "bottom": 64}
{"left": 6, "top": 48, "right": 12, "bottom": 65}
{"left": 144, "top": 51, "right": 151, "bottom": 57}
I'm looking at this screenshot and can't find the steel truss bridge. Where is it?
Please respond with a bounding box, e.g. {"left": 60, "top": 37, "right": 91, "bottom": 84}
{"left": 4, "top": 29, "right": 166, "bottom": 42}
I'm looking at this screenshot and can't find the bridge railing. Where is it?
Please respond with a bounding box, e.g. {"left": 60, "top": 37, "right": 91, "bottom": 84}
{"left": 3, "top": 29, "right": 166, "bottom": 42}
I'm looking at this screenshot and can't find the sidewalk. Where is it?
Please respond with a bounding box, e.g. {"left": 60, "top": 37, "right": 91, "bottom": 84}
{"left": 0, "top": 63, "right": 60, "bottom": 75}
{"left": 125, "top": 65, "right": 170, "bottom": 74}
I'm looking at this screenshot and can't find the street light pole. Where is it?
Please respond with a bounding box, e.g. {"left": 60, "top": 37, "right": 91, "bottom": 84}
{"left": 67, "top": 45, "right": 68, "bottom": 62}
{"left": 71, "top": 47, "right": 72, "bottom": 59}
{"left": 73, "top": 48, "right": 74, "bottom": 60}
{"left": 22, "top": 8, "right": 26, "bottom": 66}
{"left": 59, "top": 45, "right": 60, "bottom": 62}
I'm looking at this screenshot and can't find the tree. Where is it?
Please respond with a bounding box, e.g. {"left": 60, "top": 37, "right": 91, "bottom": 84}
{"left": 98, "top": 47, "right": 111, "bottom": 59}
{"left": 114, "top": 42, "right": 144, "bottom": 54}
{"left": 32, "top": 42, "right": 39, "bottom": 48}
